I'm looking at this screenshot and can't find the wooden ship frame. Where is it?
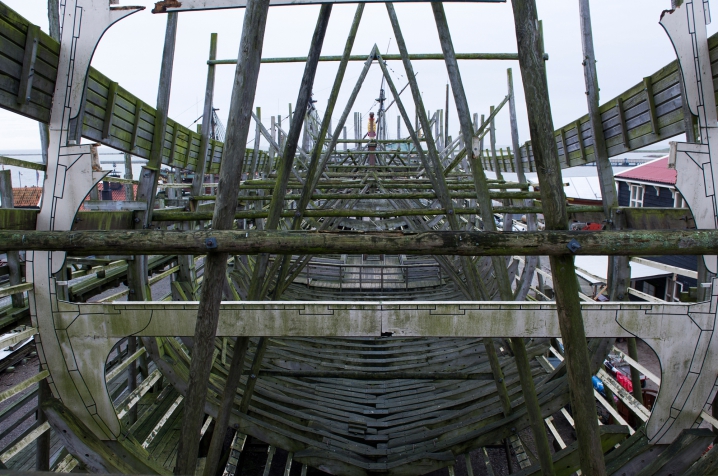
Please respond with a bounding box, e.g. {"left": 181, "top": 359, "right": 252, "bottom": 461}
{"left": 0, "top": 0, "right": 718, "bottom": 474}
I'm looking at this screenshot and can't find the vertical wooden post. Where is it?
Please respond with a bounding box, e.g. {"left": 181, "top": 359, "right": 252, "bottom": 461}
{"left": 578, "top": 0, "right": 629, "bottom": 302}
{"left": 445, "top": 83, "right": 450, "bottom": 146}
{"left": 0, "top": 171, "right": 23, "bottom": 309}
{"left": 247, "top": 4, "right": 333, "bottom": 299}
{"left": 38, "top": 0, "right": 59, "bottom": 166}
{"left": 511, "top": 1, "right": 606, "bottom": 474}
{"left": 126, "top": 337, "right": 138, "bottom": 424}
{"left": 430, "top": 5, "right": 556, "bottom": 474}
{"left": 36, "top": 373, "right": 51, "bottom": 471}
{"left": 130, "top": 13, "right": 178, "bottom": 303}
{"left": 202, "top": 337, "right": 250, "bottom": 476}
{"left": 627, "top": 338, "right": 643, "bottom": 405}
{"left": 578, "top": 0, "right": 616, "bottom": 211}
{"left": 376, "top": 22, "right": 486, "bottom": 302}
{"left": 174, "top": 0, "right": 270, "bottom": 473}
{"left": 191, "top": 33, "right": 218, "bottom": 203}
{"left": 489, "top": 105, "right": 503, "bottom": 181}
{"left": 250, "top": 107, "right": 262, "bottom": 179}
{"left": 124, "top": 153, "right": 134, "bottom": 200}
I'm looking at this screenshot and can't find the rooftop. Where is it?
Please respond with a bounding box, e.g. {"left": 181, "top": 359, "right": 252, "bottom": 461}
{"left": 615, "top": 156, "right": 675, "bottom": 185}
{"left": 11, "top": 186, "right": 42, "bottom": 208}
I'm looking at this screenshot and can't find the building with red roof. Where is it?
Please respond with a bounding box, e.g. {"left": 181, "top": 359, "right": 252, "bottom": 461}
{"left": 12, "top": 186, "right": 42, "bottom": 208}
{"left": 614, "top": 156, "right": 687, "bottom": 208}
{"left": 614, "top": 156, "right": 695, "bottom": 300}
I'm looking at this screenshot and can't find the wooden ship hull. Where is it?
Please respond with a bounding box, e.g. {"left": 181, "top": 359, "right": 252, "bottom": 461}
{"left": 1, "top": 0, "right": 718, "bottom": 474}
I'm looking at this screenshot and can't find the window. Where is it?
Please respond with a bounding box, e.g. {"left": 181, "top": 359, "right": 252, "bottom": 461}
{"left": 642, "top": 281, "right": 656, "bottom": 296}
{"left": 674, "top": 191, "right": 689, "bottom": 209}
{"left": 629, "top": 184, "right": 644, "bottom": 207}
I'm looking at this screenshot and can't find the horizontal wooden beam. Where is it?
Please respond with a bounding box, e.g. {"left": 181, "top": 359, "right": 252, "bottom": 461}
{"left": 0, "top": 326, "right": 36, "bottom": 349}
{"left": 0, "top": 156, "right": 46, "bottom": 171}
{"left": 0, "top": 282, "right": 33, "bottom": 299}
{"left": 256, "top": 370, "right": 494, "bottom": 379}
{"left": 150, "top": 205, "right": 602, "bottom": 221}
{"left": 211, "top": 53, "right": 519, "bottom": 64}
{"left": 199, "top": 191, "right": 542, "bottom": 201}
{"left": 0, "top": 229, "right": 715, "bottom": 256}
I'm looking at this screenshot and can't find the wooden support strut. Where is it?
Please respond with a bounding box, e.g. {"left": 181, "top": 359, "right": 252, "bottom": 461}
{"left": 102, "top": 82, "right": 119, "bottom": 140}
{"left": 432, "top": 6, "right": 555, "bottom": 473}
{"left": 511, "top": 1, "right": 608, "bottom": 474}
{"left": 17, "top": 24, "right": 39, "bottom": 105}
{"left": 272, "top": 4, "right": 365, "bottom": 298}
{"left": 385, "top": 4, "right": 486, "bottom": 302}
{"left": 191, "top": 32, "right": 219, "bottom": 202}
{"left": 2, "top": 228, "right": 716, "bottom": 256}
{"left": 174, "top": 1, "right": 270, "bottom": 473}
{"left": 247, "top": 4, "right": 332, "bottom": 300}
{"left": 578, "top": 0, "right": 628, "bottom": 302}
{"left": 616, "top": 97, "right": 629, "bottom": 147}
{"left": 0, "top": 170, "right": 24, "bottom": 309}
{"left": 643, "top": 76, "right": 660, "bottom": 136}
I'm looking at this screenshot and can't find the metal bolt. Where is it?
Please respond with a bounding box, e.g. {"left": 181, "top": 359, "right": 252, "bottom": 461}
{"left": 250, "top": 373, "right": 256, "bottom": 379}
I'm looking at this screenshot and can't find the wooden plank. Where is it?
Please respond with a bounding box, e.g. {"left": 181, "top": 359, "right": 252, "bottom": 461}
{"left": 643, "top": 76, "right": 660, "bottom": 136}
{"left": 141, "top": 395, "right": 183, "bottom": 449}
{"left": 611, "top": 346, "right": 661, "bottom": 385}
{"left": 0, "top": 282, "right": 32, "bottom": 300}
{"left": 0, "top": 421, "right": 50, "bottom": 464}
{"left": 105, "top": 347, "right": 146, "bottom": 383}
{"left": 634, "top": 429, "right": 715, "bottom": 476}
{"left": 83, "top": 200, "right": 147, "bottom": 211}
{"left": 0, "top": 370, "right": 48, "bottom": 404}
{"left": 115, "top": 369, "right": 162, "bottom": 420}
{"left": 130, "top": 98, "right": 143, "bottom": 153}
{"left": 594, "top": 389, "right": 635, "bottom": 435}
{"left": 616, "top": 97, "right": 630, "bottom": 147}
{"left": 102, "top": 81, "right": 118, "bottom": 140}
{"left": 630, "top": 257, "right": 698, "bottom": 279}
{"left": 596, "top": 368, "right": 650, "bottom": 422}
{"left": 16, "top": 24, "right": 38, "bottom": 105}
{"left": 0, "top": 155, "right": 46, "bottom": 171}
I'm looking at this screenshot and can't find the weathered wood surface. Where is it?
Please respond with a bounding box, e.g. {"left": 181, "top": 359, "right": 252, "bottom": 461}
{"left": 0, "top": 1, "right": 709, "bottom": 178}
{"left": 147, "top": 333, "right": 565, "bottom": 475}
{"left": 2, "top": 229, "right": 716, "bottom": 256}
{"left": 511, "top": 0, "right": 606, "bottom": 474}
{"left": 174, "top": 0, "right": 271, "bottom": 472}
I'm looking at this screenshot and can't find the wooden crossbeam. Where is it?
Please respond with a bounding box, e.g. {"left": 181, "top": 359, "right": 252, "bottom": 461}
{"left": 2, "top": 229, "right": 717, "bottom": 256}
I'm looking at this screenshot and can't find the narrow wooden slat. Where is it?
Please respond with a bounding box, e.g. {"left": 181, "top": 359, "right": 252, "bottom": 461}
{"left": 141, "top": 395, "right": 183, "bottom": 449}
{"left": 643, "top": 76, "right": 659, "bottom": 136}
{"left": 0, "top": 155, "right": 46, "bottom": 170}
{"left": 0, "top": 421, "right": 50, "bottom": 463}
{"left": 130, "top": 98, "right": 143, "bottom": 153}
{"left": 16, "top": 24, "right": 39, "bottom": 104}
{"left": 616, "top": 97, "right": 629, "bottom": 147}
{"left": 574, "top": 120, "right": 585, "bottom": 161}
{"left": 105, "top": 347, "right": 146, "bottom": 383}
{"left": 596, "top": 369, "right": 650, "bottom": 422}
{"left": 0, "top": 370, "right": 48, "bottom": 404}
{"left": 102, "top": 81, "right": 118, "bottom": 140}
{"left": 0, "top": 282, "right": 32, "bottom": 300}
{"left": 0, "top": 326, "right": 35, "bottom": 350}
{"left": 115, "top": 369, "right": 162, "bottom": 419}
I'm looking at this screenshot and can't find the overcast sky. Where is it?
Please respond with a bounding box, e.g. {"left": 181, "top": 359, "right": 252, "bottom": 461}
{"left": 2, "top": 0, "right": 716, "bottom": 153}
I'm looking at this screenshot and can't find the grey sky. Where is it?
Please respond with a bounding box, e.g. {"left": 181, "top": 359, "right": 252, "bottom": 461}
{"left": 1, "top": 0, "right": 715, "bottom": 153}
